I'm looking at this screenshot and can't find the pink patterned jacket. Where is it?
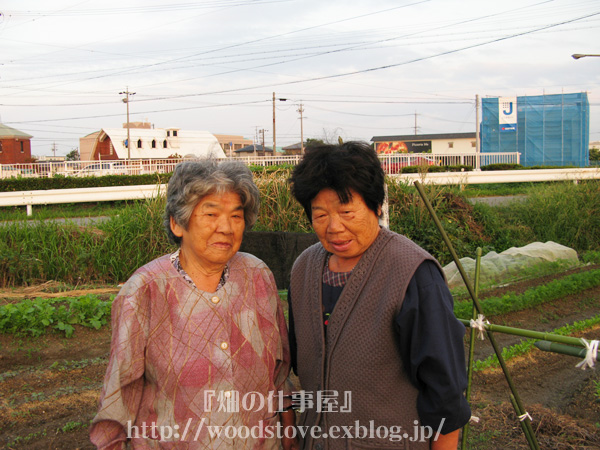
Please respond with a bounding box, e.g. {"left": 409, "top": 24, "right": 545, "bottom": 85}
{"left": 90, "top": 252, "right": 291, "bottom": 450}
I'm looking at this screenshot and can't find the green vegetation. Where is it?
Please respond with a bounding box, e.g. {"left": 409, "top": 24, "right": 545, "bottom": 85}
{"left": 0, "top": 201, "right": 131, "bottom": 221}
{"left": 454, "top": 269, "right": 600, "bottom": 319}
{"left": 0, "top": 295, "right": 113, "bottom": 337}
{"left": 498, "top": 180, "right": 600, "bottom": 252}
{"left": 1, "top": 172, "right": 598, "bottom": 286}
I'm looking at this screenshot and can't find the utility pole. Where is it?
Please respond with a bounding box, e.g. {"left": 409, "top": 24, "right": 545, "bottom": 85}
{"left": 51, "top": 142, "right": 57, "bottom": 158}
{"left": 475, "top": 94, "right": 481, "bottom": 170}
{"left": 414, "top": 111, "right": 418, "bottom": 135}
{"left": 272, "top": 93, "right": 287, "bottom": 154}
{"left": 119, "top": 87, "right": 136, "bottom": 161}
{"left": 273, "top": 93, "right": 276, "bottom": 153}
{"left": 260, "top": 128, "right": 268, "bottom": 152}
{"left": 298, "top": 103, "right": 305, "bottom": 155}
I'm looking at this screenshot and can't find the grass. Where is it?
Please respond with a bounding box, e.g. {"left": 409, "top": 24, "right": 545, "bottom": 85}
{"left": 461, "top": 182, "right": 539, "bottom": 197}
{"left": 0, "top": 201, "right": 133, "bottom": 221}
{"left": 0, "top": 176, "right": 598, "bottom": 287}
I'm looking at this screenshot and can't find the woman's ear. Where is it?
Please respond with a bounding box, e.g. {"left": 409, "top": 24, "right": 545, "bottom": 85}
{"left": 170, "top": 216, "right": 184, "bottom": 238}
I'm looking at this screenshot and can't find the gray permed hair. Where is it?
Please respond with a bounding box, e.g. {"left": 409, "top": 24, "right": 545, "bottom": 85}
{"left": 163, "top": 159, "right": 260, "bottom": 245}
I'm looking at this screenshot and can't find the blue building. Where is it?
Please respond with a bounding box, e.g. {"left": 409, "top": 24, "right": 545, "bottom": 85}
{"left": 481, "top": 93, "right": 589, "bottom": 167}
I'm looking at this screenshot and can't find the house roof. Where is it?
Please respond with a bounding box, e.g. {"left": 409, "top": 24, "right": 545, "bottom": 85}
{"left": 371, "top": 132, "right": 476, "bottom": 142}
{"left": 97, "top": 128, "right": 226, "bottom": 159}
{"left": 235, "top": 144, "right": 274, "bottom": 153}
{"left": 282, "top": 142, "right": 303, "bottom": 150}
{"left": 0, "top": 123, "right": 33, "bottom": 139}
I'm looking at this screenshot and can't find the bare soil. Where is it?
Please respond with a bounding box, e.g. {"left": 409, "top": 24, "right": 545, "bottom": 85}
{"left": 1, "top": 268, "right": 600, "bottom": 450}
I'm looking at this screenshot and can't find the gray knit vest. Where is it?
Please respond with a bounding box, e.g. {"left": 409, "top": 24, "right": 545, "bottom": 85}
{"left": 290, "top": 227, "right": 440, "bottom": 450}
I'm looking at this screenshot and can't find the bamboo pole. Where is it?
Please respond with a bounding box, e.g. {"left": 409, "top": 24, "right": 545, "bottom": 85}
{"left": 534, "top": 340, "right": 600, "bottom": 361}
{"left": 459, "top": 320, "right": 590, "bottom": 348}
{"left": 413, "top": 181, "right": 539, "bottom": 450}
{"left": 461, "top": 247, "right": 482, "bottom": 450}
{"left": 510, "top": 394, "right": 537, "bottom": 449}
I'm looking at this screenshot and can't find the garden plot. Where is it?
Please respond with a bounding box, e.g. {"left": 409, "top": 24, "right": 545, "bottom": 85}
{"left": 1, "top": 267, "right": 600, "bottom": 450}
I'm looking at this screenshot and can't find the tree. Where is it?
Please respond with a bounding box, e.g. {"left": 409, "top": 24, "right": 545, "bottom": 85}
{"left": 306, "top": 138, "right": 325, "bottom": 148}
{"left": 590, "top": 147, "right": 599, "bottom": 162}
{"left": 66, "top": 149, "right": 80, "bottom": 161}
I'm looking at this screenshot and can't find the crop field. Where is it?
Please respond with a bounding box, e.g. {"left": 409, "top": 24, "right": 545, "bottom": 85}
{"left": 1, "top": 265, "right": 600, "bottom": 449}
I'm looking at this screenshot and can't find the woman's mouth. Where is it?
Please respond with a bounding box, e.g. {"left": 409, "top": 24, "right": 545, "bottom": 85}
{"left": 330, "top": 240, "right": 352, "bottom": 252}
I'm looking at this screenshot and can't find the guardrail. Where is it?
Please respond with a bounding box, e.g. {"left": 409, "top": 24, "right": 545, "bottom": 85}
{"left": 0, "top": 184, "right": 167, "bottom": 216}
{"left": 2, "top": 167, "right": 598, "bottom": 217}
{"left": 0, "top": 152, "right": 521, "bottom": 179}
{"left": 393, "top": 167, "right": 600, "bottom": 184}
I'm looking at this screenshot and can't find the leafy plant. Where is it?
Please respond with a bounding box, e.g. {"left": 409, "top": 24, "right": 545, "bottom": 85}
{"left": 0, "top": 295, "right": 113, "bottom": 337}
{"left": 454, "top": 269, "right": 600, "bottom": 319}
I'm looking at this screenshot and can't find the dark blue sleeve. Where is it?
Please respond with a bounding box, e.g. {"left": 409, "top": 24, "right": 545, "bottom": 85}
{"left": 395, "top": 260, "right": 471, "bottom": 434}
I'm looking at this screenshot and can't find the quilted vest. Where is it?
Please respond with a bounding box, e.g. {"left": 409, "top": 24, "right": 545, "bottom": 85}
{"left": 289, "top": 227, "right": 441, "bottom": 450}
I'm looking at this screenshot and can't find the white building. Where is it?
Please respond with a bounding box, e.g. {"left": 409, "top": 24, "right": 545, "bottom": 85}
{"left": 80, "top": 124, "right": 226, "bottom": 161}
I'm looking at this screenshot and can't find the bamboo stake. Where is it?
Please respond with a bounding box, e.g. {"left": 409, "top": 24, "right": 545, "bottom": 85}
{"left": 534, "top": 340, "right": 600, "bottom": 361}
{"left": 459, "top": 320, "right": 591, "bottom": 348}
{"left": 461, "top": 247, "right": 482, "bottom": 450}
{"left": 413, "top": 181, "right": 539, "bottom": 450}
{"left": 510, "top": 394, "right": 537, "bottom": 450}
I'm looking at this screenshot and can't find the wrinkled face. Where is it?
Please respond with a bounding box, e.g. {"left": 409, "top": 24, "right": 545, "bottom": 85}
{"left": 170, "top": 191, "right": 245, "bottom": 270}
{"left": 311, "top": 188, "right": 380, "bottom": 271}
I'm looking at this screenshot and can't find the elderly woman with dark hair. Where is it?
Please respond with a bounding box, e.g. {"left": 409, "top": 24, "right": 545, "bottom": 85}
{"left": 288, "top": 142, "right": 471, "bottom": 450}
{"left": 91, "top": 160, "right": 297, "bottom": 450}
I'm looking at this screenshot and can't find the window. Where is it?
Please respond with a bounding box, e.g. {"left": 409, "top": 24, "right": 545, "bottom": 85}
{"left": 173, "top": 130, "right": 178, "bottom": 137}
{"left": 152, "top": 139, "right": 156, "bottom": 149}
{"left": 0, "top": 141, "right": 3, "bottom": 153}
{"left": 167, "top": 131, "right": 171, "bottom": 137}
{"left": 471, "top": 141, "right": 476, "bottom": 148}
{"left": 448, "top": 142, "right": 454, "bottom": 149}
{"left": 110, "top": 143, "right": 114, "bottom": 155}
{"left": 137, "top": 139, "right": 142, "bottom": 148}
{"left": 20, "top": 141, "right": 24, "bottom": 153}
{"left": 163, "top": 140, "right": 168, "bottom": 148}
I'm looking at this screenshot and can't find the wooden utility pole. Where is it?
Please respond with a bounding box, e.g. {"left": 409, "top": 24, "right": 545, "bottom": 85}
{"left": 119, "top": 87, "right": 136, "bottom": 160}
{"left": 272, "top": 93, "right": 287, "bottom": 153}
{"left": 298, "top": 103, "right": 304, "bottom": 154}
{"left": 272, "top": 92, "right": 276, "bottom": 152}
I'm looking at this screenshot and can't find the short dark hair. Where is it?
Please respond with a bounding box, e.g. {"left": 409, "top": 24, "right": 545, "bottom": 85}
{"left": 289, "top": 141, "right": 385, "bottom": 221}
{"left": 164, "top": 159, "right": 260, "bottom": 245}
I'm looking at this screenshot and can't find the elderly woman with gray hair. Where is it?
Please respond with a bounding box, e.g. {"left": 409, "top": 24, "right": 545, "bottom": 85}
{"left": 90, "top": 160, "right": 297, "bottom": 450}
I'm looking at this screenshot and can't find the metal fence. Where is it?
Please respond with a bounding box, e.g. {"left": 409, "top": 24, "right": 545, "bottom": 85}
{"left": 0, "top": 152, "right": 521, "bottom": 179}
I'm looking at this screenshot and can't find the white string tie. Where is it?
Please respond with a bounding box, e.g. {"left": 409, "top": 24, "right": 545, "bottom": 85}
{"left": 470, "top": 314, "right": 489, "bottom": 340}
{"left": 518, "top": 412, "right": 533, "bottom": 422}
{"left": 469, "top": 416, "right": 480, "bottom": 424}
{"left": 575, "top": 339, "right": 599, "bottom": 370}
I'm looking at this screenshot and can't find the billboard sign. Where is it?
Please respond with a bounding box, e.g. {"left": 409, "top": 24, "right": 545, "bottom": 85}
{"left": 499, "top": 97, "right": 517, "bottom": 132}
{"left": 376, "top": 140, "right": 432, "bottom": 154}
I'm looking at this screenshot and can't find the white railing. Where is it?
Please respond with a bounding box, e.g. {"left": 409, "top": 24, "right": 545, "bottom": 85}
{"left": 0, "top": 153, "right": 521, "bottom": 179}
{"left": 2, "top": 168, "right": 599, "bottom": 217}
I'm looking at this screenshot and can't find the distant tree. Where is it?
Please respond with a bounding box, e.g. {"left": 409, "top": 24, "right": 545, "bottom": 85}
{"left": 306, "top": 138, "right": 325, "bottom": 148}
{"left": 66, "top": 149, "right": 80, "bottom": 161}
{"left": 590, "top": 147, "right": 600, "bottom": 162}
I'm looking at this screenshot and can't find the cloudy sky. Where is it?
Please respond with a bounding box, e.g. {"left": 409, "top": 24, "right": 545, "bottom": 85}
{"left": 1, "top": 0, "right": 599, "bottom": 157}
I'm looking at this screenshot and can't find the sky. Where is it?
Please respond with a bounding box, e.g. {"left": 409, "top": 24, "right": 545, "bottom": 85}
{"left": 1, "top": 0, "right": 599, "bottom": 158}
